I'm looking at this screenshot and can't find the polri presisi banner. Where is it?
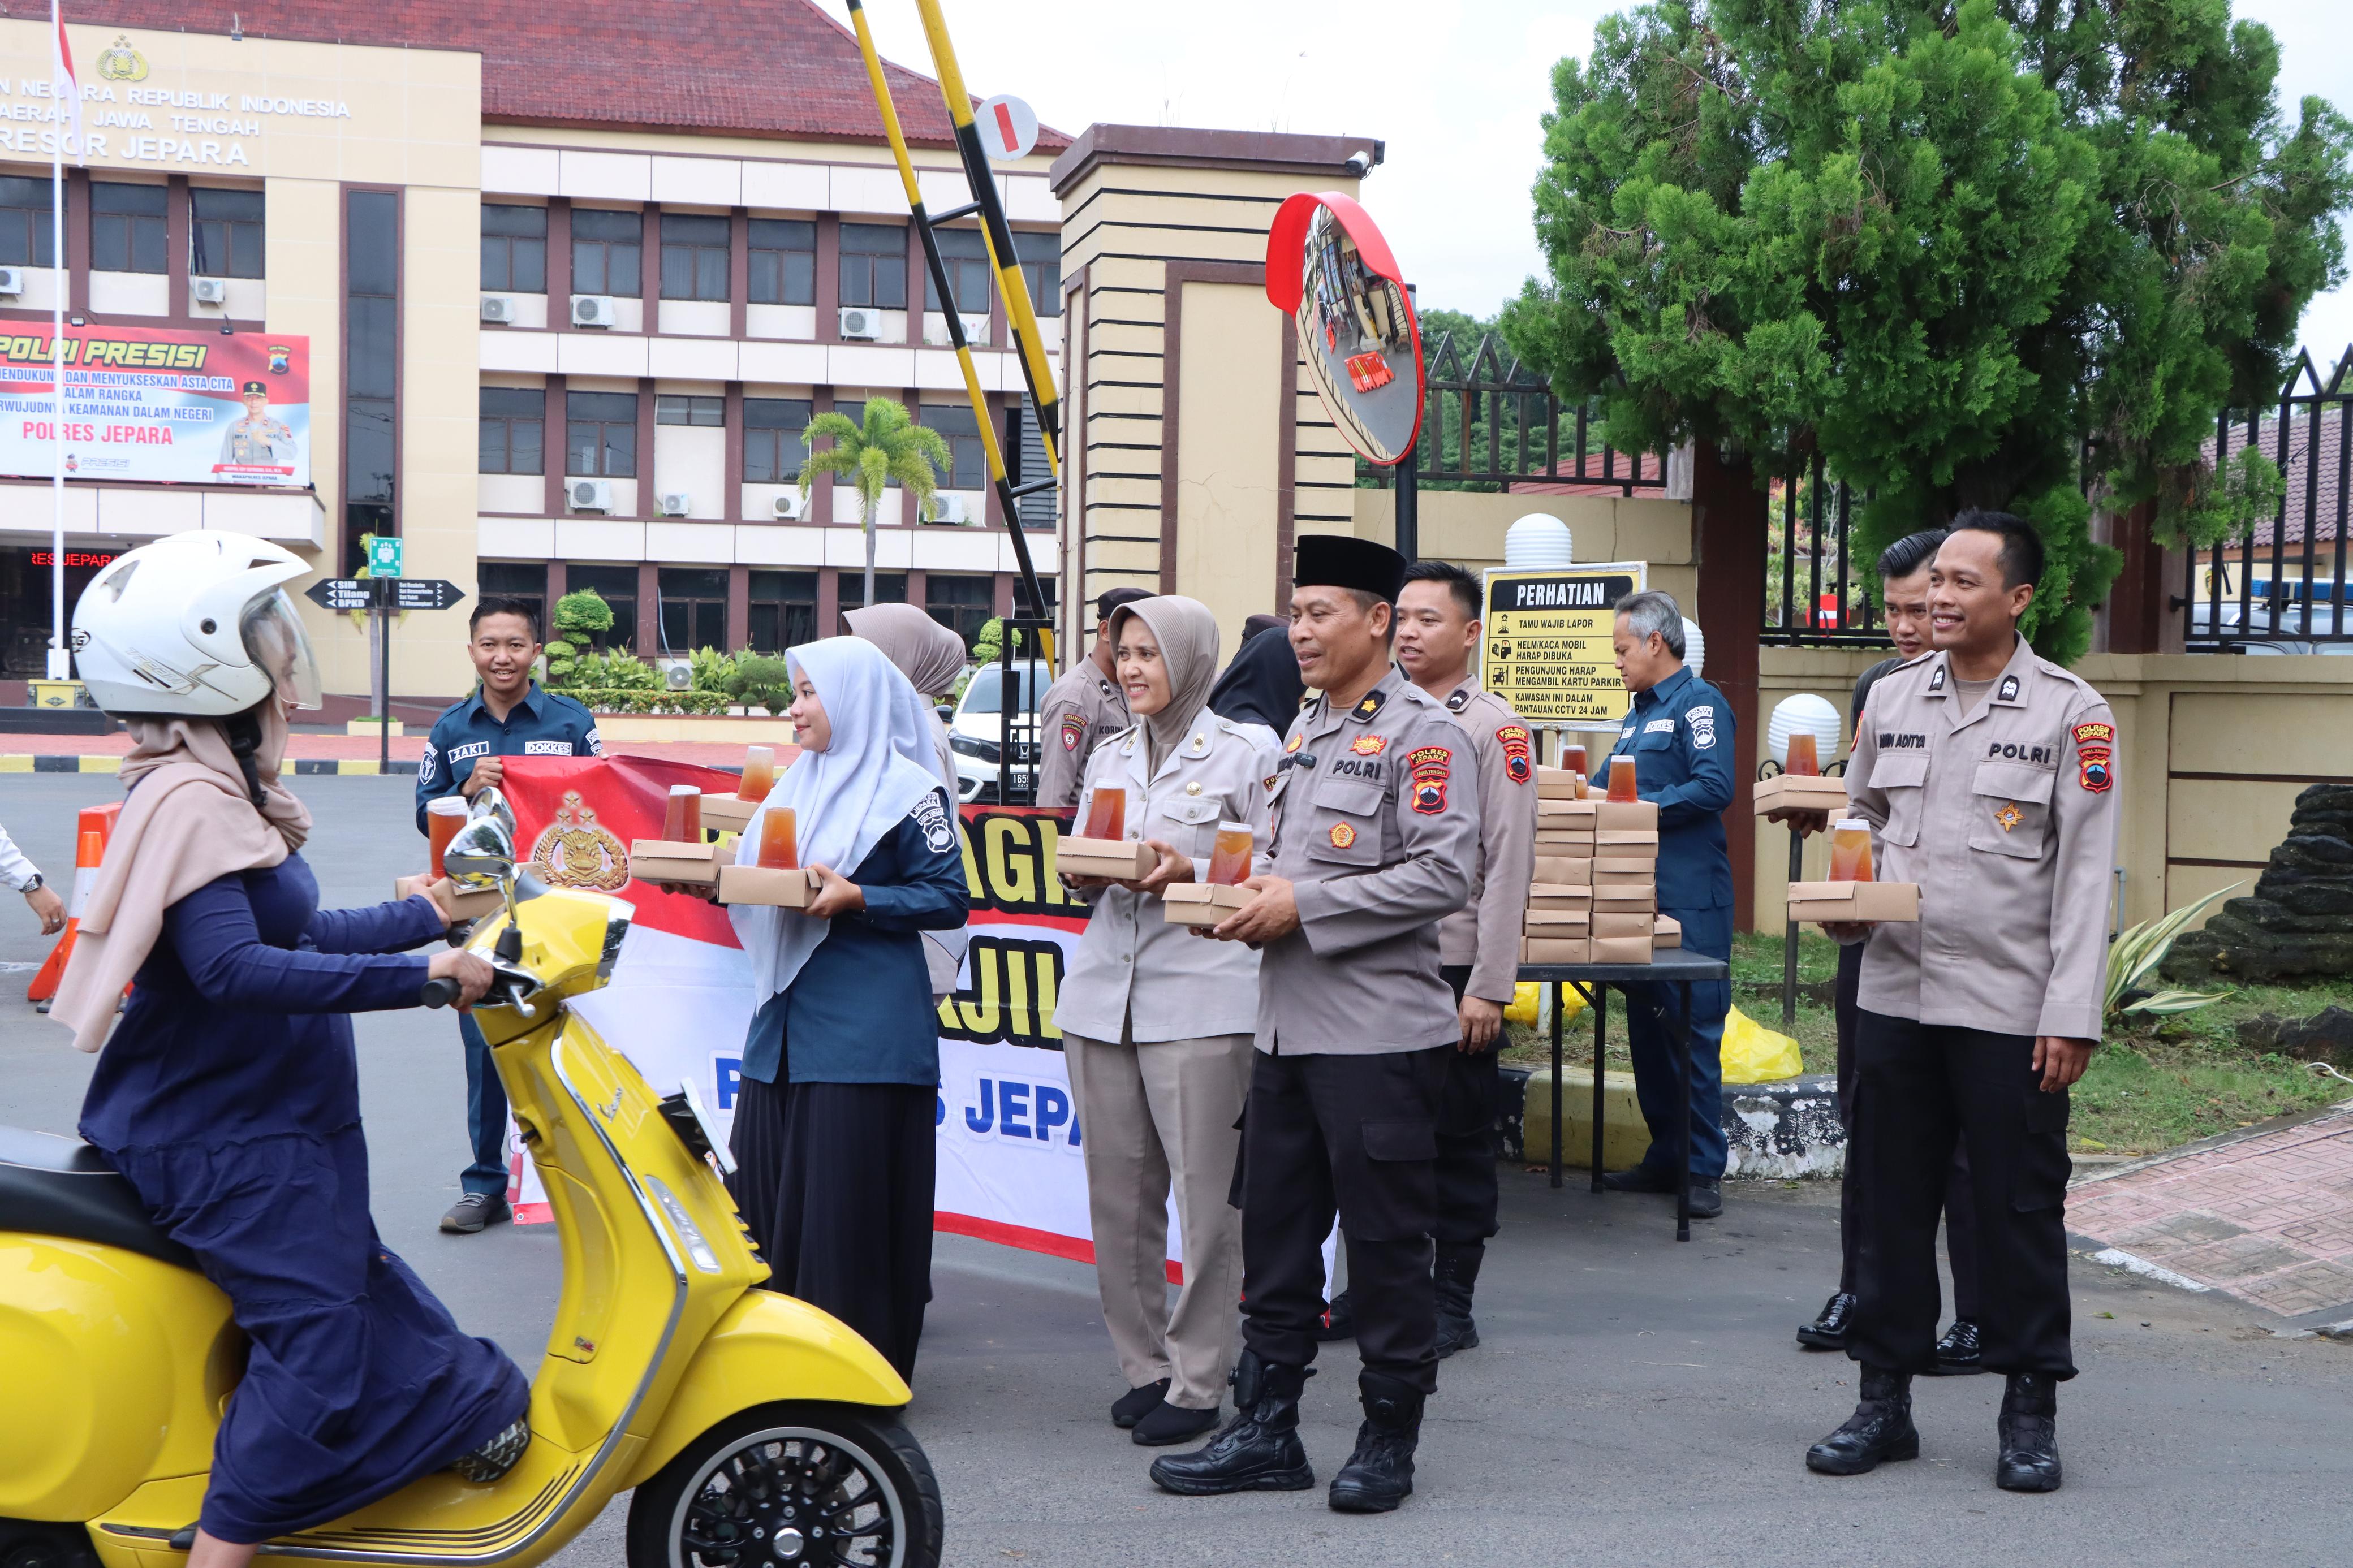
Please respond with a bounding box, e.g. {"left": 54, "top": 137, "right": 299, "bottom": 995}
{"left": 0, "top": 325, "right": 309, "bottom": 486}
{"left": 1481, "top": 560, "right": 1647, "bottom": 730}
{"left": 490, "top": 756, "right": 1180, "bottom": 1276}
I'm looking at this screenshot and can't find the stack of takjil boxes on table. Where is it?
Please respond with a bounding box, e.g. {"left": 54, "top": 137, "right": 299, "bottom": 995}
{"left": 1522, "top": 766, "right": 1665, "bottom": 965}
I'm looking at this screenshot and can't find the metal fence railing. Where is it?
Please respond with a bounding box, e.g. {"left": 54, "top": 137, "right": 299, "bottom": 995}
{"left": 1365, "top": 332, "right": 1670, "bottom": 494}
{"left": 1761, "top": 451, "right": 1882, "bottom": 647}
{"left": 2187, "top": 350, "right": 2351, "bottom": 653}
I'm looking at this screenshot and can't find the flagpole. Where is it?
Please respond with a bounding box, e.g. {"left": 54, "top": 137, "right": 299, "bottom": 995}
{"left": 46, "top": 0, "right": 67, "bottom": 681}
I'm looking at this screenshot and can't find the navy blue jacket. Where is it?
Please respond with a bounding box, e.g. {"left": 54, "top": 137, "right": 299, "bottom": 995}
{"left": 1594, "top": 665, "right": 1736, "bottom": 912}
{"left": 416, "top": 683, "right": 601, "bottom": 833}
{"left": 742, "top": 787, "right": 970, "bottom": 1088}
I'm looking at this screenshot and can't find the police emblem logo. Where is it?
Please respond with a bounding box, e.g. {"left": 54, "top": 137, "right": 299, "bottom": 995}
{"left": 1350, "top": 733, "right": 1388, "bottom": 757}
{"left": 2078, "top": 745, "right": 2114, "bottom": 793}
{"left": 1059, "top": 713, "right": 1086, "bottom": 752}
{"left": 1996, "top": 802, "right": 2023, "bottom": 832}
{"left": 1497, "top": 724, "right": 1532, "bottom": 784}
{"left": 1407, "top": 745, "right": 1452, "bottom": 815}
{"left": 1998, "top": 675, "right": 2020, "bottom": 702}
{"left": 1328, "top": 821, "right": 1357, "bottom": 849}
{"left": 95, "top": 36, "right": 149, "bottom": 82}
{"left": 1686, "top": 704, "right": 1717, "bottom": 750}
{"left": 913, "top": 794, "right": 957, "bottom": 853}
{"left": 268, "top": 345, "right": 292, "bottom": 375}
{"left": 528, "top": 792, "right": 631, "bottom": 892}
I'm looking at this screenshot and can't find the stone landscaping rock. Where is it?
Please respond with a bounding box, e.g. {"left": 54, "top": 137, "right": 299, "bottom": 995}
{"left": 2165, "top": 785, "right": 2353, "bottom": 983}
{"left": 2235, "top": 1006, "right": 2353, "bottom": 1069}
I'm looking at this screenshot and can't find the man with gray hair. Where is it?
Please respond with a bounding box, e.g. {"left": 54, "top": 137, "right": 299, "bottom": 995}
{"left": 1591, "top": 590, "right": 1738, "bottom": 1218}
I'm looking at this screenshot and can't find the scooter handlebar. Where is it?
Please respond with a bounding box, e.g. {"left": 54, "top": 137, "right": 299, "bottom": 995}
{"left": 420, "top": 976, "right": 464, "bottom": 1009}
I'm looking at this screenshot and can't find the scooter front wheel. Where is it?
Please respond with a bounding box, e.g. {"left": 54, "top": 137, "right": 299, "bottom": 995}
{"left": 626, "top": 1401, "right": 943, "bottom": 1568}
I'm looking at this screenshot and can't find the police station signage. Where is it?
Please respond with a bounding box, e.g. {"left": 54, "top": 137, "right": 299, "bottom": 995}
{"left": 0, "top": 32, "right": 360, "bottom": 167}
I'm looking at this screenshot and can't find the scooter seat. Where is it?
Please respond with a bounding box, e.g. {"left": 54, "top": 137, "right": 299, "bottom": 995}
{"left": 0, "top": 1125, "right": 197, "bottom": 1271}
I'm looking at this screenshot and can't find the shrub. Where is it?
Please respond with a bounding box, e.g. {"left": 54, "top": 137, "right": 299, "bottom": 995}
{"left": 546, "top": 590, "right": 616, "bottom": 687}
{"left": 725, "top": 653, "right": 794, "bottom": 715}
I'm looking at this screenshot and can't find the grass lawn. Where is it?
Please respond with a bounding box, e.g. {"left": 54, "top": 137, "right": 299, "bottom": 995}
{"left": 1497, "top": 929, "right": 2353, "bottom": 1157}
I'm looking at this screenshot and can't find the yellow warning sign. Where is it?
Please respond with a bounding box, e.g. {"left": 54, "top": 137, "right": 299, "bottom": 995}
{"left": 1479, "top": 562, "right": 1645, "bottom": 729}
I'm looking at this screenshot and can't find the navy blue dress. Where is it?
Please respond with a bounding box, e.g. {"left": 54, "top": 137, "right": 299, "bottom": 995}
{"left": 727, "top": 790, "right": 969, "bottom": 1381}
{"left": 80, "top": 854, "right": 530, "bottom": 1543}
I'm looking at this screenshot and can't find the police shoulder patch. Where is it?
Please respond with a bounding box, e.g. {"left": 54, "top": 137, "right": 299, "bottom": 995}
{"left": 2072, "top": 720, "right": 2114, "bottom": 745}
{"left": 912, "top": 792, "right": 958, "bottom": 853}
{"left": 1497, "top": 724, "right": 1532, "bottom": 784}
{"left": 1407, "top": 745, "right": 1453, "bottom": 815}
{"left": 1059, "top": 712, "right": 1086, "bottom": 751}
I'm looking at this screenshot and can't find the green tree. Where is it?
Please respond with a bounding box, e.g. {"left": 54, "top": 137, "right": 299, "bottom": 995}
{"left": 723, "top": 653, "right": 794, "bottom": 715}
{"left": 1501, "top": 0, "right": 2352, "bottom": 660}
{"left": 544, "top": 589, "right": 614, "bottom": 688}
{"left": 796, "top": 396, "right": 953, "bottom": 612}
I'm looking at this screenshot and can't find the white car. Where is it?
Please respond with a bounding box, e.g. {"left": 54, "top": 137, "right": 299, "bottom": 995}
{"left": 947, "top": 660, "right": 1051, "bottom": 802}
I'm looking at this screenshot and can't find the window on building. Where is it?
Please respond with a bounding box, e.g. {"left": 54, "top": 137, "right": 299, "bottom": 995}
{"left": 748, "top": 570, "right": 817, "bottom": 654}
{"left": 837, "top": 571, "right": 907, "bottom": 617}
{"left": 90, "top": 182, "right": 166, "bottom": 273}
{"left": 658, "top": 567, "right": 729, "bottom": 654}
{"left": 920, "top": 403, "right": 986, "bottom": 491}
{"left": 189, "top": 187, "right": 264, "bottom": 279}
{"left": 478, "top": 562, "right": 549, "bottom": 637}
{"left": 924, "top": 228, "right": 992, "bottom": 316}
{"left": 571, "top": 208, "right": 641, "bottom": 297}
{"left": 926, "top": 573, "right": 994, "bottom": 649}
{"left": 344, "top": 191, "right": 399, "bottom": 575}
{"left": 743, "top": 398, "right": 814, "bottom": 483}
{"left": 0, "top": 176, "right": 55, "bottom": 267}
{"left": 838, "top": 223, "right": 906, "bottom": 310}
{"left": 659, "top": 213, "right": 729, "bottom": 301}
{"left": 655, "top": 394, "right": 723, "bottom": 427}
{"left": 1014, "top": 231, "right": 1061, "bottom": 318}
{"left": 479, "top": 387, "right": 545, "bottom": 475}
{"left": 480, "top": 204, "right": 546, "bottom": 292}
{"left": 566, "top": 564, "right": 639, "bottom": 651}
{"left": 566, "top": 391, "right": 637, "bottom": 477}
{"left": 748, "top": 218, "right": 815, "bottom": 306}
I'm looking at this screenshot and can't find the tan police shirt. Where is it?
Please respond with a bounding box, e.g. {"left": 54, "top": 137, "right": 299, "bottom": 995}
{"left": 1056, "top": 709, "right": 1283, "bottom": 1044}
{"left": 1842, "top": 635, "right": 2120, "bottom": 1041}
{"left": 1254, "top": 664, "right": 1480, "bottom": 1055}
{"left": 1038, "top": 658, "right": 1131, "bottom": 809}
{"left": 1429, "top": 676, "right": 1537, "bottom": 1005}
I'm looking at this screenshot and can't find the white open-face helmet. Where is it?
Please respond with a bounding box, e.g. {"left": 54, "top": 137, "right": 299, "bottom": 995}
{"left": 72, "top": 531, "right": 323, "bottom": 716}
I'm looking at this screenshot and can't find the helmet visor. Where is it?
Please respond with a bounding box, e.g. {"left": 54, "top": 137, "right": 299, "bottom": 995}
{"left": 240, "top": 589, "right": 323, "bottom": 710}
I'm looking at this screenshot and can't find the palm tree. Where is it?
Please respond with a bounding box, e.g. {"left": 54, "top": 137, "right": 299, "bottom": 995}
{"left": 796, "top": 396, "right": 954, "bottom": 611}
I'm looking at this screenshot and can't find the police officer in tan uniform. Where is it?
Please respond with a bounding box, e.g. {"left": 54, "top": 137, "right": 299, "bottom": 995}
{"left": 217, "top": 381, "right": 296, "bottom": 468}
{"left": 1308, "top": 559, "right": 1532, "bottom": 1358}
{"left": 1150, "top": 535, "right": 1477, "bottom": 1516}
{"left": 1038, "top": 585, "right": 1150, "bottom": 807}
{"left": 1806, "top": 511, "right": 2118, "bottom": 1496}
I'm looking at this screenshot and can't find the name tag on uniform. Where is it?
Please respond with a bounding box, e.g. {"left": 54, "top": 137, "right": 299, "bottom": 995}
{"left": 1644, "top": 718, "right": 1677, "bottom": 733}
{"left": 446, "top": 741, "right": 490, "bottom": 763}
{"left": 523, "top": 740, "right": 571, "bottom": 756}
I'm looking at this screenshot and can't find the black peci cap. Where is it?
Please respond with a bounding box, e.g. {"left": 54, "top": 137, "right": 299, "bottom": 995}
{"left": 240, "top": 380, "right": 268, "bottom": 395}
{"left": 1294, "top": 534, "right": 1407, "bottom": 602}
{"left": 1096, "top": 585, "right": 1150, "bottom": 621}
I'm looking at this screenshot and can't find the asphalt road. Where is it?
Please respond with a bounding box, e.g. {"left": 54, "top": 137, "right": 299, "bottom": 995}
{"left": 3, "top": 774, "right": 2348, "bottom": 1568}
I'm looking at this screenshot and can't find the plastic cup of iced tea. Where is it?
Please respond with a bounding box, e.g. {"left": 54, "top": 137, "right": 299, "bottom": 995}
{"left": 1829, "top": 819, "right": 1874, "bottom": 882}
{"left": 426, "top": 797, "right": 468, "bottom": 879}
{"left": 739, "top": 745, "right": 776, "bottom": 802}
{"left": 757, "top": 805, "right": 799, "bottom": 870}
{"left": 662, "top": 783, "right": 703, "bottom": 843}
{"left": 1607, "top": 755, "right": 1639, "bottom": 803}
{"left": 1562, "top": 744, "right": 1589, "bottom": 798}
{"left": 1083, "top": 788, "right": 1126, "bottom": 841}
{"left": 1206, "top": 821, "right": 1253, "bottom": 885}
{"left": 1787, "top": 732, "right": 1821, "bottom": 776}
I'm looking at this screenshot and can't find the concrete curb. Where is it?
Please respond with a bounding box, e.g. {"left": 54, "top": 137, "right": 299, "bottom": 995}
{"left": 2, "top": 755, "right": 419, "bottom": 775}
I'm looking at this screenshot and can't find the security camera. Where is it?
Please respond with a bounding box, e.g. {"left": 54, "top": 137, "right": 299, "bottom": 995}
{"left": 1344, "top": 152, "right": 1372, "bottom": 176}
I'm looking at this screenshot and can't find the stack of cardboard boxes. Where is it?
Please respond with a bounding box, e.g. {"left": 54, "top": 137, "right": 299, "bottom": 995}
{"left": 1520, "top": 767, "right": 1670, "bottom": 965}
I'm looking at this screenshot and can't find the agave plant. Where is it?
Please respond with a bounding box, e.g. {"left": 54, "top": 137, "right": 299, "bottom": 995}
{"left": 2104, "top": 884, "right": 2242, "bottom": 1021}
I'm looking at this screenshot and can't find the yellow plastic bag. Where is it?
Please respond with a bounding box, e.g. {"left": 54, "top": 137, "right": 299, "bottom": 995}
{"left": 1504, "top": 983, "right": 1588, "bottom": 1029}
{"left": 1720, "top": 1005, "right": 1803, "bottom": 1085}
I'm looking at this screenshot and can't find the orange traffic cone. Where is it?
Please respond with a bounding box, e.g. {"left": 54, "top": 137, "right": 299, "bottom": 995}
{"left": 27, "top": 802, "right": 120, "bottom": 1007}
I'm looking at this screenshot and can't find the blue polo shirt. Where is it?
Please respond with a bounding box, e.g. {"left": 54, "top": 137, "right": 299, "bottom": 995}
{"left": 1594, "top": 664, "right": 1735, "bottom": 911}
{"left": 416, "top": 683, "right": 602, "bottom": 833}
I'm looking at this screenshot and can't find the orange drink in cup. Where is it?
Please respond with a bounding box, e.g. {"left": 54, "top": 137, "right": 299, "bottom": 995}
{"left": 756, "top": 806, "right": 799, "bottom": 870}
{"left": 1082, "top": 788, "right": 1126, "bottom": 841}
{"left": 1829, "top": 820, "right": 1874, "bottom": 882}
{"left": 1607, "top": 755, "right": 1639, "bottom": 803}
{"left": 738, "top": 745, "right": 777, "bottom": 802}
{"left": 662, "top": 783, "right": 703, "bottom": 843}
{"left": 1206, "top": 821, "right": 1253, "bottom": 885}
{"left": 1563, "top": 744, "right": 1588, "bottom": 798}
{"left": 426, "top": 797, "right": 467, "bottom": 879}
{"left": 1787, "top": 732, "right": 1821, "bottom": 776}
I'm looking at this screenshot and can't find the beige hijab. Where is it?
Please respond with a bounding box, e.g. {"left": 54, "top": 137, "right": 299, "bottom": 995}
{"left": 1111, "top": 596, "right": 1221, "bottom": 767}
{"left": 52, "top": 707, "right": 313, "bottom": 1053}
{"left": 845, "top": 603, "right": 968, "bottom": 698}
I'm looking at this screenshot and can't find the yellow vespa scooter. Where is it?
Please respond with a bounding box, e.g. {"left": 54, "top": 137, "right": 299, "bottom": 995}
{"left": 0, "top": 804, "right": 941, "bottom": 1568}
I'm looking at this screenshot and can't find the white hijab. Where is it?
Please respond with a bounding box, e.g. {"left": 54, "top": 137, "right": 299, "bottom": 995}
{"left": 731, "top": 637, "right": 948, "bottom": 1007}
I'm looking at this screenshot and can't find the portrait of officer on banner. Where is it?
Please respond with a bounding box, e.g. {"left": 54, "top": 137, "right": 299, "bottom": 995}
{"left": 216, "top": 380, "right": 298, "bottom": 473}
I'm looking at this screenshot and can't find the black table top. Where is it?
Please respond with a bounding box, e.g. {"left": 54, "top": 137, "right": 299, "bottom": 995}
{"left": 1516, "top": 951, "right": 1730, "bottom": 984}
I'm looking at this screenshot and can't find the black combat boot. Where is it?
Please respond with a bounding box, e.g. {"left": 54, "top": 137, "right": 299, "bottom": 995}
{"left": 1805, "top": 1367, "right": 1920, "bottom": 1476}
{"left": 1433, "top": 1242, "right": 1483, "bottom": 1358}
{"left": 1327, "top": 1371, "right": 1425, "bottom": 1513}
{"left": 1148, "top": 1350, "right": 1316, "bottom": 1496}
{"left": 1996, "top": 1372, "right": 2063, "bottom": 1492}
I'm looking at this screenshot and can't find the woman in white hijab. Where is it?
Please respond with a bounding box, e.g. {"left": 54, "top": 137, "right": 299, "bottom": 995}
{"left": 1055, "top": 595, "right": 1281, "bottom": 1446}
{"left": 723, "top": 636, "right": 969, "bottom": 1381}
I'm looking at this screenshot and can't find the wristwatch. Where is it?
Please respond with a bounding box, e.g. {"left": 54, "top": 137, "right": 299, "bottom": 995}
{"left": 21, "top": 874, "right": 42, "bottom": 893}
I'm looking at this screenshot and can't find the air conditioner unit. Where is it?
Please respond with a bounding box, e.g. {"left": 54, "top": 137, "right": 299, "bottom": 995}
{"left": 0, "top": 266, "right": 25, "bottom": 298}
{"left": 480, "top": 294, "right": 516, "bottom": 324}
{"left": 568, "top": 478, "right": 615, "bottom": 512}
{"left": 658, "top": 491, "right": 692, "bottom": 517}
{"left": 960, "top": 314, "right": 990, "bottom": 347}
{"left": 770, "top": 491, "right": 806, "bottom": 521}
{"left": 657, "top": 658, "right": 694, "bottom": 692}
{"left": 838, "top": 306, "right": 880, "bottom": 340}
{"left": 929, "top": 493, "right": 971, "bottom": 525}
{"left": 189, "top": 276, "right": 228, "bottom": 305}
{"left": 572, "top": 293, "right": 617, "bottom": 329}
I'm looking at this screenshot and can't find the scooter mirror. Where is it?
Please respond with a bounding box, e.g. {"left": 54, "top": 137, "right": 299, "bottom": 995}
{"left": 468, "top": 785, "right": 519, "bottom": 842}
{"left": 445, "top": 817, "right": 517, "bottom": 889}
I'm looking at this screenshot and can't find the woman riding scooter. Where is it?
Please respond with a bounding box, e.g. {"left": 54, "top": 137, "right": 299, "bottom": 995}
{"left": 51, "top": 532, "right": 532, "bottom": 1567}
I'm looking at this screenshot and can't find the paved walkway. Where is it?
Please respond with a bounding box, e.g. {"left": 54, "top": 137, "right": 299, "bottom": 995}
{"left": 2069, "top": 1100, "right": 2353, "bottom": 1325}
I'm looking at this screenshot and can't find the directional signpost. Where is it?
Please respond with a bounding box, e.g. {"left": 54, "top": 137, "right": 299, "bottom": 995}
{"left": 303, "top": 573, "right": 467, "bottom": 771}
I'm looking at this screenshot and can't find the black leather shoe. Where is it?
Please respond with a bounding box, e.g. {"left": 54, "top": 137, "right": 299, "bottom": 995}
{"left": 1112, "top": 1377, "right": 1170, "bottom": 1428}
{"left": 1805, "top": 1367, "right": 1920, "bottom": 1475}
{"left": 1996, "top": 1373, "right": 2063, "bottom": 1492}
{"left": 1686, "top": 1179, "right": 1723, "bottom": 1220}
{"left": 1149, "top": 1351, "right": 1316, "bottom": 1495}
{"left": 1132, "top": 1399, "right": 1221, "bottom": 1446}
{"left": 1928, "top": 1318, "right": 1984, "bottom": 1375}
{"left": 1601, "top": 1164, "right": 1677, "bottom": 1194}
{"left": 1328, "top": 1372, "right": 1424, "bottom": 1513}
{"left": 1433, "top": 1242, "right": 1483, "bottom": 1359}
{"left": 1797, "top": 1293, "right": 1856, "bottom": 1351}
{"left": 1315, "top": 1289, "right": 1356, "bottom": 1341}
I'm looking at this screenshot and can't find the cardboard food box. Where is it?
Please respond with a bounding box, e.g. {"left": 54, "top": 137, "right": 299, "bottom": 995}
{"left": 1522, "top": 937, "right": 1591, "bottom": 964}
{"left": 700, "top": 791, "right": 764, "bottom": 834}
{"left": 1162, "top": 882, "right": 1254, "bottom": 926}
{"left": 1523, "top": 906, "right": 1591, "bottom": 932}
{"left": 404, "top": 878, "right": 503, "bottom": 922}
{"left": 1589, "top": 935, "right": 1653, "bottom": 965}
{"left": 1055, "top": 837, "right": 1157, "bottom": 880}
{"left": 1532, "top": 856, "right": 1592, "bottom": 886}
{"left": 1592, "top": 912, "right": 1655, "bottom": 940}
{"left": 1596, "top": 828, "right": 1660, "bottom": 857}
{"left": 717, "top": 864, "right": 819, "bottom": 908}
{"left": 1593, "top": 869, "right": 1656, "bottom": 892}
{"left": 629, "top": 839, "right": 721, "bottom": 885}
{"left": 1753, "top": 774, "right": 1852, "bottom": 817}
{"left": 1653, "top": 915, "right": 1682, "bottom": 949}
{"left": 1527, "top": 884, "right": 1593, "bottom": 911}
{"left": 1787, "top": 880, "right": 1921, "bottom": 922}
{"left": 1592, "top": 885, "right": 1658, "bottom": 913}
{"left": 1534, "top": 832, "right": 1597, "bottom": 854}
{"left": 1535, "top": 767, "right": 1587, "bottom": 800}
{"left": 1536, "top": 796, "right": 1599, "bottom": 820}
{"left": 1594, "top": 799, "right": 1660, "bottom": 830}
{"left": 1594, "top": 857, "right": 1657, "bottom": 876}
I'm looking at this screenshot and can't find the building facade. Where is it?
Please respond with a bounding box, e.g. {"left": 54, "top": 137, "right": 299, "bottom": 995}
{"left": 0, "top": 3, "right": 1062, "bottom": 702}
